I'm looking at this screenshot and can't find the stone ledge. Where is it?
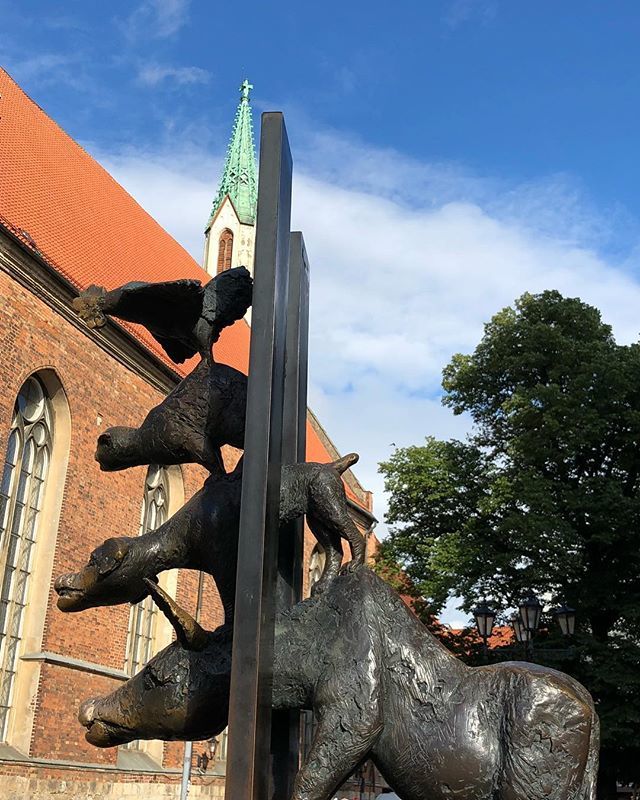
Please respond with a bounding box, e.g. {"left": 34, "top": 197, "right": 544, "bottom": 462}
{"left": 21, "top": 651, "right": 129, "bottom": 682}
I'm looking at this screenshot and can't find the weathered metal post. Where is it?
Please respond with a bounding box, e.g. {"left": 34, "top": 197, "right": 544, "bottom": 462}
{"left": 224, "top": 112, "right": 293, "bottom": 800}
{"left": 276, "top": 233, "right": 309, "bottom": 609}
{"left": 270, "top": 232, "right": 310, "bottom": 799}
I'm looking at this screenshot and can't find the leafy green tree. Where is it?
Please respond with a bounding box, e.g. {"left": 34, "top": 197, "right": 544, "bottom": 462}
{"left": 379, "top": 291, "right": 640, "bottom": 797}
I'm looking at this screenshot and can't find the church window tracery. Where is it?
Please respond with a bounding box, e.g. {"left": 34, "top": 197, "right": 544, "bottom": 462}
{"left": 0, "top": 375, "right": 53, "bottom": 741}
{"left": 124, "top": 465, "right": 170, "bottom": 682}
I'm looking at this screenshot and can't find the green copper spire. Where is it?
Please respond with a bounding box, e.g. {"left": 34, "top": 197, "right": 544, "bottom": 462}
{"left": 210, "top": 79, "right": 257, "bottom": 225}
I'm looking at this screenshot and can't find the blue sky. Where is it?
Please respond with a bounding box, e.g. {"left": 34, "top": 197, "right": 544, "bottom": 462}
{"left": 4, "top": 0, "right": 640, "bottom": 225}
{"left": 4, "top": 1, "right": 640, "bottom": 624}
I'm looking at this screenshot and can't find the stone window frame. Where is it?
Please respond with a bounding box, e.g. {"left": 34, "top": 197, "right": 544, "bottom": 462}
{"left": 0, "top": 368, "right": 71, "bottom": 754}
{"left": 308, "top": 544, "right": 326, "bottom": 593}
{"left": 123, "top": 465, "right": 170, "bottom": 680}
{"left": 119, "top": 464, "right": 184, "bottom": 767}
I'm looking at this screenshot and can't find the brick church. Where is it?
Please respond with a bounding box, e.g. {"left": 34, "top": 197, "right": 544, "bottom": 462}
{"left": 0, "top": 71, "right": 377, "bottom": 799}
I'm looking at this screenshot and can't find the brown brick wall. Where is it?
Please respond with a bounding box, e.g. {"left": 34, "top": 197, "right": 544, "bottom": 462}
{"left": 0, "top": 255, "right": 374, "bottom": 793}
{"left": 0, "top": 265, "right": 222, "bottom": 777}
{"left": 0, "top": 760, "right": 226, "bottom": 799}
{"left": 30, "top": 665, "right": 119, "bottom": 764}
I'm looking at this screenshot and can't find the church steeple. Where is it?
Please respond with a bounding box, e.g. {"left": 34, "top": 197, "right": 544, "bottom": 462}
{"left": 209, "top": 79, "right": 257, "bottom": 226}
{"left": 203, "top": 80, "right": 258, "bottom": 279}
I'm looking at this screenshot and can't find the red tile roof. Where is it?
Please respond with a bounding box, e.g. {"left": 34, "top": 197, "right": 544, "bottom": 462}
{"left": 0, "top": 68, "right": 207, "bottom": 374}
{"left": 0, "top": 69, "right": 367, "bottom": 506}
{"left": 450, "top": 625, "right": 514, "bottom": 649}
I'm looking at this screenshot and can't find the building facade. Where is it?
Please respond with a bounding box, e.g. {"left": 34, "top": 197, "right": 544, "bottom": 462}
{"left": 0, "top": 71, "right": 376, "bottom": 799}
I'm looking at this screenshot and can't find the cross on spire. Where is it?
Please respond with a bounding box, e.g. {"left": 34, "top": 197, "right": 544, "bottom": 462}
{"left": 240, "top": 79, "right": 253, "bottom": 101}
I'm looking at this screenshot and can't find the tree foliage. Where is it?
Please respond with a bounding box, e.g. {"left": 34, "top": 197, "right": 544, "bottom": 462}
{"left": 379, "top": 291, "right": 640, "bottom": 788}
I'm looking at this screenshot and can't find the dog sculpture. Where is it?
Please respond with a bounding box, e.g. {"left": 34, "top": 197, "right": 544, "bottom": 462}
{"left": 55, "top": 453, "right": 366, "bottom": 621}
{"left": 77, "top": 567, "right": 599, "bottom": 800}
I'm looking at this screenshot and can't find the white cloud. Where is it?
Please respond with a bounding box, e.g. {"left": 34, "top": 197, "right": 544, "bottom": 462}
{"left": 136, "top": 63, "right": 210, "bottom": 87}
{"left": 443, "top": 0, "right": 499, "bottom": 30}
{"left": 41, "top": 15, "right": 89, "bottom": 32}
{"left": 1, "top": 52, "right": 88, "bottom": 91}
{"left": 87, "top": 127, "right": 640, "bottom": 548}
{"left": 121, "top": 0, "right": 190, "bottom": 40}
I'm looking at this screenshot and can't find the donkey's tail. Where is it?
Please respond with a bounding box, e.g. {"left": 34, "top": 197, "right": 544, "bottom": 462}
{"left": 580, "top": 708, "right": 600, "bottom": 800}
{"left": 331, "top": 452, "right": 359, "bottom": 474}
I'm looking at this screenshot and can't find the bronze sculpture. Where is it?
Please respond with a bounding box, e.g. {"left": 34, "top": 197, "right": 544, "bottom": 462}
{"left": 57, "top": 267, "right": 599, "bottom": 800}
{"left": 75, "top": 569, "right": 599, "bottom": 800}
{"left": 94, "top": 358, "right": 248, "bottom": 473}
{"left": 72, "top": 266, "right": 253, "bottom": 362}
{"left": 55, "top": 452, "right": 364, "bottom": 620}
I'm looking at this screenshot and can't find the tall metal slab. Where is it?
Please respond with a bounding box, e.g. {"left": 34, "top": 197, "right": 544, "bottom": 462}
{"left": 225, "top": 112, "right": 293, "bottom": 800}
{"left": 270, "top": 232, "right": 310, "bottom": 799}
{"left": 277, "top": 233, "right": 310, "bottom": 602}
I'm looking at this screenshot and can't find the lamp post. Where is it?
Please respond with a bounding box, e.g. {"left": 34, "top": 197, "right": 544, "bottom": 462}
{"left": 518, "top": 594, "right": 543, "bottom": 634}
{"left": 511, "top": 613, "right": 533, "bottom": 659}
{"left": 511, "top": 595, "right": 577, "bottom": 659}
{"left": 552, "top": 604, "right": 576, "bottom": 637}
{"left": 514, "top": 593, "right": 542, "bottom": 659}
{"left": 471, "top": 594, "right": 576, "bottom": 662}
{"left": 473, "top": 601, "right": 496, "bottom": 662}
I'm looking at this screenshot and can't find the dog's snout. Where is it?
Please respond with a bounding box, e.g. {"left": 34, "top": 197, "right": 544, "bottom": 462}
{"left": 54, "top": 573, "right": 71, "bottom": 592}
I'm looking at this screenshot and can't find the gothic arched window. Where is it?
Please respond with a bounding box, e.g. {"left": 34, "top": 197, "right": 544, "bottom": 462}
{"left": 0, "top": 375, "right": 53, "bottom": 741}
{"left": 217, "top": 229, "right": 234, "bottom": 273}
{"left": 124, "top": 465, "right": 170, "bottom": 678}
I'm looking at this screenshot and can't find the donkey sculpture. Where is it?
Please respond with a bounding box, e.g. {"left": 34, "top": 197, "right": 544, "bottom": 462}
{"left": 66, "top": 269, "right": 598, "bottom": 800}
{"left": 76, "top": 567, "right": 598, "bottom": 800}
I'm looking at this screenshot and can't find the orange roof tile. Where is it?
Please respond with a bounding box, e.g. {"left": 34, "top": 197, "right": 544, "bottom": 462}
{"left": 450, "top": 625, "right": 514, "bottom": 650}
{"left": 0, "top": 68, "right": 211, "bottom": 375}
{"left": 0, "top": 69, "right": 367, "bottom": 505}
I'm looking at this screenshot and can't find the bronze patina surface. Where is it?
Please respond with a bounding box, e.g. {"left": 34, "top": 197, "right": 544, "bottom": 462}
{"left": 57, "top": 232, "right": 598, "bottom": 800}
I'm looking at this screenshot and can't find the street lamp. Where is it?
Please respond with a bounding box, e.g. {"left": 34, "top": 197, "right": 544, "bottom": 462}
{"left": 511, "top": 613, "right": 533, "bottom": 658}
{"left": 518, "top": 594, "right": 543, "bottom": 634}
{"left": 473, "top": 601, "right": 496, "bottom": 660}
{"left": 471, "top": 595, "right": 577, "bottom": 662}
{"left": 552, "top": 604, "right": 576, "bottom": 637}
{"left": 511, "top": 614, "right": 532, "bottom": 644}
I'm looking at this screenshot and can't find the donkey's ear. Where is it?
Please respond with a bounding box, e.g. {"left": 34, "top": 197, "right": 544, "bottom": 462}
{"left": 143, "top": 578, "right": 208, "bottom": 651}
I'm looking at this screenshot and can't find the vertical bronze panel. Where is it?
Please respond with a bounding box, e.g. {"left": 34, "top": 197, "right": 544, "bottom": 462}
{"left": 270, "top": 232, "right": 310, "bottom": 799}
{"left": 225, "top": 112, "right": 292, "bottom": 800}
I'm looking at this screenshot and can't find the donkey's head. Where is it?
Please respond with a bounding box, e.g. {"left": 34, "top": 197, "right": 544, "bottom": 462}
{"left": 78, "top": 581, "right": 231, "bottom": 746}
